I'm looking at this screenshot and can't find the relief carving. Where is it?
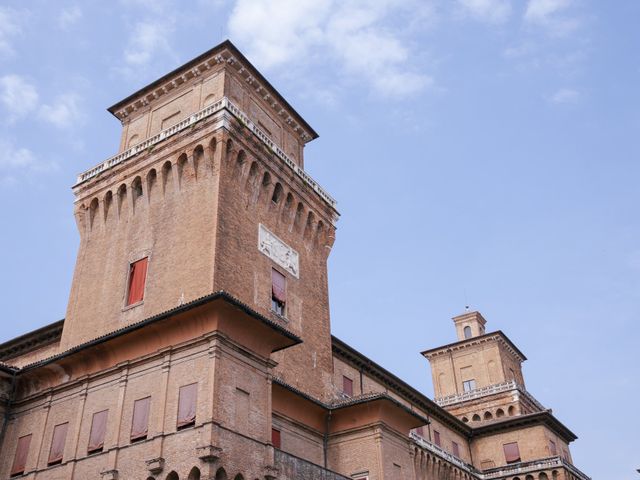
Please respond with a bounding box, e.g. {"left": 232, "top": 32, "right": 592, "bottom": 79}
{"left": 258, "top": 224, "right": 299, "bottom": 278}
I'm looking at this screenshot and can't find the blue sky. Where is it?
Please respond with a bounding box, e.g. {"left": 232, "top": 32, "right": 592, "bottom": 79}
{"left": 0, "top": 0, "right": 638, "bottom": 477}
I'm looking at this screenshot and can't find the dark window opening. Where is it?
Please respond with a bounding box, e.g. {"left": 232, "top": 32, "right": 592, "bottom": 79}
{"left": 271, "top": 269, "right": 286, "bottom": 316}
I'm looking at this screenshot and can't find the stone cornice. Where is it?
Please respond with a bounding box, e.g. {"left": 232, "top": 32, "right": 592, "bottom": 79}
{"left": 421, "top": 330, "right": 527, "bottom": 363}
{"left": 0, "top": 319, "right": 64, "bottom": 362}
{"left": 108, "top": 40, "right": 317, "bottom": 143}
{"left": 471, "top": 410, "right": 578, "bottom": 443}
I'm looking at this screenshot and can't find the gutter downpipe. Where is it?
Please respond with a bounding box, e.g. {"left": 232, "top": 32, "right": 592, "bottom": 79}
{"left": 0, "top": 369, "right": 18, "bottom": 453}
{"left": 323, "top": 410, "right": 332, "bottom": 469}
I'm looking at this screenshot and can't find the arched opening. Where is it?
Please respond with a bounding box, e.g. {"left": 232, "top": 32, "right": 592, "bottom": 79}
{"left": 245, "top": 161, "right": 259, "bottom": 193}
{"left": 225, "top": 139, "right": 234, "bottom": 161}
{"left": 215, "top": 468, "right": 227, "bottom": 480}
{"left": 103, "top": 191, "right": 113, "bottom": 221}
{"left": 314, "top": 221, "right": 325, "bottom": 247}
{"left": 127, "top": 134, "right": 139, "bottom": 149}
{"left": 539, "top": 473, "right": 549, "bottom": 480}
{"left": 461, "top": 417, "right": 469, "bottom": 423}
{"left": 147, "top": 169, "right": 157, "bottom": 200}
{"left": 89, "top": 198, "right": 99, "bottom": 228}
{"left": 188, "top": 467, "right": 201, "bottom": 480}
{"left": 293, "top": 203, "right": 304, "bottom": 233}
{"left": 525, "top": 475, "right": 534, "bottom": 480}
{"left": 117, "top": 184, "right": 127, "bottom": 216}
{"left": 281, "top": 193, "right": 294, "bottom": 223}
{"left": 166, "top": 472, "right": 179, "bottom": 480}
{"left": 508, "top": 405, "right": 516, "bottom": 416}
{"left": 472, "top": 414, "right": 481, "bottom": 422}
{"left": 177, "top": 153, "right": 188, "bottom": 185}
{"left": 162, "top": 161, "right": 173, "bottom": 193}
{"left": 193, "top": 145, "right": 204, "bottom": 176}
{"left": 271, "top": 183, "right": 283, "bottom": 205}
{"left": 233, "top": 475, "right": 244, "bottom": 480}
{"left": 484, "top": 411, "right": 493, "bottom": 421}
{"left": 303, "top": 211, "right": 315, "bottom": 243}
{"left": 132, "top": 176, "right": 143, "bottom": 206}
{"left": 496, "top": 408, "right": 505, "bottom": 418}
{"left": 552, "top": 471, "right": 559, "bottom": 480}
{"left": 463, "top": 326, "right": 472, "bottom": 339}
{"left": 260, "top": 172, "right": 272, "bottom": 199}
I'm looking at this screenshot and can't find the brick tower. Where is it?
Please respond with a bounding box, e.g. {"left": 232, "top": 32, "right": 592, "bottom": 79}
{"left": 62, "top": 40, "right": 338, "bottom": 401}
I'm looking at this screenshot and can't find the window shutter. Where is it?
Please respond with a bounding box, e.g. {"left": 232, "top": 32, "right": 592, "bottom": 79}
{"left": 271, "top": 269, "right": 286, "bottom": 303}
{"left": 452, "top": 441, "right": 460, "bottom": 458}
{"left": 131, "top": 397, "right": 151, "bottom": 441}
{"left": 48, "top": 423, "right": 69, "bottom": 465}
{"left": 272, "top": 428, "right": 281, "bottom": 449}
{"left": 342, "top": 376, "right": 353, "bottom": 396}
{"left": 127, "top": 257, "right": 148, "bottom": 305}
{"left": 434, "top": 430, "right": 441, "bottom": 447}
{"left": 177, "top": 383, "right": 198, "bottom": 428}
{"left": 11, "top": 434, "right": 32, "bottom": 476}
{"left": 503, "top": 442, "right": 521, "bottom": 463}
{"left": 88, "top": 410, "right": 109, "bottom": 453}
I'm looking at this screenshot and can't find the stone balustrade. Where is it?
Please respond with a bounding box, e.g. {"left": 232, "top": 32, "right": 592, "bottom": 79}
{"left": 435, "top": 380, "right": 545, "bottom": 411}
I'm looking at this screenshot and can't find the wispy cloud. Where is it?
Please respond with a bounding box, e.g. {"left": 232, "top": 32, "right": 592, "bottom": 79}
{"left": 0, "top": 138, "right": 57, "bottom": 186}
{"left": 456, "top": 0, "right": 512, "bottom": 24}
{"left": 524, "top": 0, "right": 581, "bottom": 36}
{"left": 0, "top": 7, "right": 26, "bottom": 57}
{"left": 228, "top": 0, "right": 434, "bottom": 99}
{"left": 549, "top": 87, "right": 580, "bottom": 104}
{"left": 39, "top": 93, "right": 85, "bottom": 129}
{"left": 58, "top": 6, "right": 83, "bottom": 30}
{"left": 0, "top": 74, "right": 39, "bottom": 122}
{"left": 124, "top": 21, "right": 174, "bottom": 67}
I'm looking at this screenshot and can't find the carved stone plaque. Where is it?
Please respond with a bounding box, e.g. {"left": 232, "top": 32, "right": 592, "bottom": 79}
{"left": 258, "top": 224, "right": 299, "bottom": 278}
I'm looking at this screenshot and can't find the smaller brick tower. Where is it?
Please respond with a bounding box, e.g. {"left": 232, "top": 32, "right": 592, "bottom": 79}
{"left": 422, "top": 311, "right": 544, "bottom": 423}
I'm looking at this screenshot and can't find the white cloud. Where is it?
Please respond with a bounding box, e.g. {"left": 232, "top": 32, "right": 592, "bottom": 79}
{"left": 0, "top": 7, "right": 25, "bottom": 57}
{"left": 549, "top": 88, "right": 580, "bottom": 104}
{"left": 0, "top": 74, "right": 39, "bottom": 121}
{"left": 123, "top": 20, "right": 174, "bottom": 66}
{"left": 524, "top": 0, "right": 581, "bottom": 36}
{"left": 227, "top": 0, "right": 433, "bottom": 98}
{"left": 39, "top": 93, "right": 84, "bottom": 129}
{"left": 0, "top": 138, "right": 57, "bottom": 186}
{"left": 58, "top": 6, "right": 83, "bottom": 29}
{"left": 457, "top": 0, "right": 512, "bottom": 24}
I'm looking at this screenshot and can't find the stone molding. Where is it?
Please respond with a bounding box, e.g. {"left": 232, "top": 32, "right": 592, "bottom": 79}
{"left": 435, "top": 380, "right": 545, "bottom": 411}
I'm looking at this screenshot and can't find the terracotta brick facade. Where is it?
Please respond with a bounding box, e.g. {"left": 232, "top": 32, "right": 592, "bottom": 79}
{"left": 0, "top": 41, "right": 589, "bottom": 480}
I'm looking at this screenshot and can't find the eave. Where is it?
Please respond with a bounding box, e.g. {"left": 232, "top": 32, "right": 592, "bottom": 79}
{"left": 471, "top": 410, "right": 578, "bottom": 443}
{"left": 421, "top": 330, "right": 527, "bottom": 363}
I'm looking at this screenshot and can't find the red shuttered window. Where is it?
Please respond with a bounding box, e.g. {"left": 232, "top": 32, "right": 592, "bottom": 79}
{"left": 131, "top": 397, "right": 151, "bottom": 442}
{"left": 342, "top": 375, "right": 353, "bottom": 397}
{"left": 11, "top": 434, "right": 32, "bottom": 477}
{"left": 127, "top": 257, "right": 148, "bottom": 305}
{"left": 452, "top": 441, "right": 460, "bottom": 458}
{"left": 271, "top": 269, "right": 286, "bottom": 315}
{"left": 88, "top": 410, "right": 109, "bottom": 454}
{"left": 433, "top": 430, "right": 441, "bottom": 447}
{"left": 503, "top": 442, "right": 521, "bottom": 464}
{"left": 177, "top": 383, "right": 198, "bottom": 430}
{"left": 272, "top": 428, "right": 281, "bottom": 449}
{"left": 48, "top": 423, "right": 69, "bottom": 466}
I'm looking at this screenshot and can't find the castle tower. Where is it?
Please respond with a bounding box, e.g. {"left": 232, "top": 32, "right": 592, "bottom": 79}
{"left": 422, "top": 311, "right": 545, "bottom": 424}
{"left": 62, "top": 40, "right": 339, "bottom": 401}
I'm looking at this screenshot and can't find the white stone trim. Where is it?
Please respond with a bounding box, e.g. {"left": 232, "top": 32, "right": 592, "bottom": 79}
{"left": 75, "top": 97, "right": 337, "bottom": 211}
{"left": 258, "top": 224, "right": 299, "bottom": 278}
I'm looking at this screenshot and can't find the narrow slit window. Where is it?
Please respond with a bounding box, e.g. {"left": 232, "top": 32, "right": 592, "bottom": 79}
{"left": 177, "top": 383, "right": 198, "bottom": 430}
{"left": 11, "top": 434, "right": 32, "bottom": 477}
{"left": 272, "top": 428, "right": 281, "bottom": 449}
{"left": 127, "top": 257, "right": 148, "bottom": 306}
{"left": 503, "top": 442, "right": 521, "bottom": 464}
{"left": 88, "top": 410, "right": 109, "bottom": 454}
{"left": 271, "top": 269, "right": 286, "bottom": 316}
{"left": 131, "top": 397, "right": 151, "bottom": 442}
{"left": 48, "top": 423, "right": 69, "bottom": 466}
{"left": 342, "top": 375, "right": 353, "bottom": 397}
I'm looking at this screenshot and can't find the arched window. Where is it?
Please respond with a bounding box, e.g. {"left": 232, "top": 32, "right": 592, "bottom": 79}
{"left": 484, "top": 411, "right": 493, "bottom": 421}
{"left": 472, "top": 414, "right": 481, "bottom": 422}
{"left": 508, "top": 405, "right": 516, "bottom": 416}
{"left": 464, "top": 326, "right": 472, "bottom": 339}
{"left": 215, "top": 468, "right": 227, "bottom": 480}
{"left": 461, "top": 417, "right": 469, "bottom": 423}
{"left": 496, "top": 408, "right": 505, "bottom": 418}
{"left": 166, "top": 472, "right": 179, "bottom": 480}
{"left": 188, "top": 467, "right": 201, "bottom": 480}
